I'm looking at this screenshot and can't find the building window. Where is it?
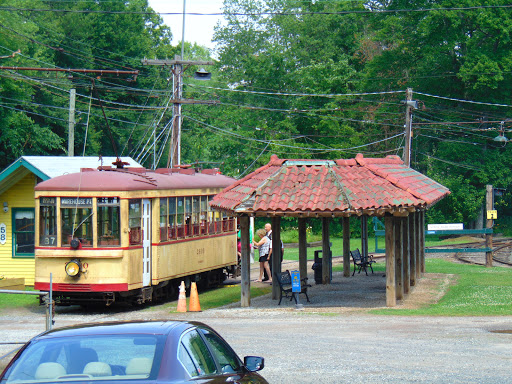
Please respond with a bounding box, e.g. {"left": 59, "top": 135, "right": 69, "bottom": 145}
{"left": 12, "top": 208, "right": 35, "bottom": 257}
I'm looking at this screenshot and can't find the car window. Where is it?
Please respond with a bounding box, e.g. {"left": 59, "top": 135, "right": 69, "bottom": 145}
{"left": 198, "top": 328, "right": 242, "bottom": 374}
{"left": 178, "top": 330, "right": 217, "bottom": 377}
{"left": 4, "top": 335, "right": 163, "bottom": 383}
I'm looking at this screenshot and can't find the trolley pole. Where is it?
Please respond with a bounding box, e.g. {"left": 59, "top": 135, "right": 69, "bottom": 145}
{"left": 141, "top": 57, "right": 216, "bottom": 168}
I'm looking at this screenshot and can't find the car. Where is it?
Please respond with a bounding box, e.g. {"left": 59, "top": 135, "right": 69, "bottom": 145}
{"left": 0, "top": 320, "right": 268, "bottom": 383}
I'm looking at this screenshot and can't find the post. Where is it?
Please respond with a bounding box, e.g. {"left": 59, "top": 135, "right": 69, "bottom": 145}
{"left": 170, "top": 56, "right": 183, "bottom": 167}
{"left": 271, "top": 216, "right": 282, "bottom": 300}
{"left": 403, "top": 216, "right": 410, "bottom": 295}
{"left": 486, "top": 185, "right": 493, "bottom": 267}
{"left": 298, "top": 218, "right": 308, "bottom": 284}
{"left": 385, "top": 215, "right": 396, "bottom": 307}
{"left": 342, "top": 217, "right": 350, "bottom": 277}
{"left": 240, "top": 216, "right": 251, "bottom": 307}
{"left": 415, "top": 211, "right": 421, "bottom": 278}
{"left": 394, "top": 217, "right": 403, "bottom": 301}
{"left": 409, "top": 212, "right": 416, "bottom": 287}
{"left": 68, "top": 88, "right": 76, "bottom": 157}
{"left": 321, "top": 217, "right": 331, "bottom": 284}
{"left": 420, "top": 210, "right": 426, "bottom": 274}
{"left": 361, "top": 216, "right": 369, "bottom": 259}
{"left": 404, "top": 87, "right": 413, "bottom": 166}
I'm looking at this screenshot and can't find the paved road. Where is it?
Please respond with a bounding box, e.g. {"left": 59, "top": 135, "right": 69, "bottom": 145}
{"left": 2, "top": 304, "right": 512, "bottom": 384}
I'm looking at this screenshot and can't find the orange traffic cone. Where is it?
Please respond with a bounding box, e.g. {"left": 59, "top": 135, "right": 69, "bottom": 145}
{"left": 176, "top": 281, "right": 187, "bottom": 313}
{"left": 189, "top": 282, "right": 201, "bottom": 312}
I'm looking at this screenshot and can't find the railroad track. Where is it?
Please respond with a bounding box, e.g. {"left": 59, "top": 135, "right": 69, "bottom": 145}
{"left": 442, "top": 238, "right": 512, "bottom": 266}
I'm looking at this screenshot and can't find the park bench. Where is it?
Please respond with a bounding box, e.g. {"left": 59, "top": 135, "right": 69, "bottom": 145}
{"left": 276, "top": 270, "right": 311, "bottom": 305}
{"left": 350, "top": 248, "right": 375, "bottom": 276}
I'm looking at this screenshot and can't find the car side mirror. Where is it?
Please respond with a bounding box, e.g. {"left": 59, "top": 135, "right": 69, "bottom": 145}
{"left": 244, "top": 356, "right": 264, "bottom": 372}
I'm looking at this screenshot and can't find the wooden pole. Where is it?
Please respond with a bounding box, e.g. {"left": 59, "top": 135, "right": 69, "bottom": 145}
{"left": 361, "top": 216, "right": 369, "bottom": 259}
{"left": 342, "top": 217, "right": 350, "bottom": 278}
{"left": 394, "top": 217, "right": 404, "bottom": 301}
{"left": 240, "top": 216, "right": 251, "bottom": 307}
{"left": 385, "top": 216, "right": 396, "bottom": 307}
{"left": 485, "top": 185, "right": 493, "bottom": 267}
{"left": 271, "top": 216, "right": 282, "bottom": 300}
{"left": 409, "top": 212, "right": 416, "bottom": 287}
{"left": 415, "top": 212, "right": 421, "bottom": 279}
{"left": 403, "top": 216, "right": 410, "bottom": 295}
{"left": 322, "top": 217, "right": 331, "bottom": 284}
{"left": 298, "top": 218, "right": 308, "bottom": 284}
{"left": 420, "top": 210, "right": 425, "bottom": 274}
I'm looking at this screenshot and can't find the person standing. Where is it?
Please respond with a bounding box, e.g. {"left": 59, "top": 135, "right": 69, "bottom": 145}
{"left": 263, "top": 223, "right": 272, "bottom": 281}
{"left": 253, "top": 228, "right": 272, "bottom": 283}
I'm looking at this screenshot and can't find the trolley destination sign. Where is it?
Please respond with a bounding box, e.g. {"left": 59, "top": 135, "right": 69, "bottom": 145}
{"left": 60, "top": 197, "right": 93, "bottom": 207}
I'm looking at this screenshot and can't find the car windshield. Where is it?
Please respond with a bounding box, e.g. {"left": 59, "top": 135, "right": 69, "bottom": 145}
{"left": 3, "top": 334, "right": 165, "bottom": 383}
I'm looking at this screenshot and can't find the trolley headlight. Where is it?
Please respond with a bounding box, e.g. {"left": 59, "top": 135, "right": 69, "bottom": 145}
{"left": 65, "top": 259, "right": 82, "bottom": 277}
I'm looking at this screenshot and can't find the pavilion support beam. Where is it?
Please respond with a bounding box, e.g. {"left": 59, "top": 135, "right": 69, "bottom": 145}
{"left": 322, "top": 217, "right": 331, "bottom": 284}
{"left": 385, "top": 215, "right": 396, "bottom": 307}
{"left": 342, "top": 217, "right": 350, "bottom": 278}
{"left": 361, "top": 216, "right": 369, "bottom": 260}
{"left": 271, "top": 216, "right": 282, "bottom": 300}
{"left": 403, "top": 216, "right": 410, "bottom": 295}
{"left": 239, "top": 216, "right": 251, "bottom": 307}
{"left": 298, "top": 218, "right": 308, "bottom": 284}
{"left": 420, "top": 210, "right": 426, "bottom": 274}
{"left": 415, "top": 211, "right": 421, "bottom": 280}
{"left": 394, "top": 217, "right": 404, "bottom": 301}
{"left": 409, "top": 212, "right": 417, "bottom": 287}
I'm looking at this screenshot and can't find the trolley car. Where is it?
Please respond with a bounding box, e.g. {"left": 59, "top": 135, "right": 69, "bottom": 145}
{"left": 33, "top": 165, "right": 237, "bottom": 306}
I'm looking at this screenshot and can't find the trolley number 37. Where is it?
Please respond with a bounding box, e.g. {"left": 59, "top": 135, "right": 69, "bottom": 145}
{"left": 42, "top": 235, "right": 57, "bottom": 246}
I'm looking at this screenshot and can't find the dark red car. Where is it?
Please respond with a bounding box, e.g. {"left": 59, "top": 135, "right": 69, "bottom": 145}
{"left": 0, "top": 320, "right": 268, "bottom": 383}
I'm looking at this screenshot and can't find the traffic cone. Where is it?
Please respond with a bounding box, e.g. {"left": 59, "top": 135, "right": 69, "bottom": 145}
{"left": 176, "top": 281, "right": 187, "bottom": 313}
{"left": 189, "top": 281, "right": 201, "bottom": 312}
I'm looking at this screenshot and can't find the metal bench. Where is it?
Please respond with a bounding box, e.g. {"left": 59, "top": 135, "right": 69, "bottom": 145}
{"left": 276, "top": 270, "right": 311, "bottom": 305}
{"left": 350, "top": 248, "right": 375, "bottom": 276}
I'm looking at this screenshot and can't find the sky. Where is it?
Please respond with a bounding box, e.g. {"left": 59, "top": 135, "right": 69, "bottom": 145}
{"left": 147, "top": 0, "right": 224, "bottom": 50}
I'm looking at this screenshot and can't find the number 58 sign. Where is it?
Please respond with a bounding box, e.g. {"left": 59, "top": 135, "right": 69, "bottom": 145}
{"left": 0, "top": 223, "right": 6, "bottom": 245}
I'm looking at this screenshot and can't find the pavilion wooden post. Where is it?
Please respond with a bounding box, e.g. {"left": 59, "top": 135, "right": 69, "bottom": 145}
{"left": 271, "top": 216, "right": 282, "bottom": 300}
{"left": 298, "top": 218, "right": 308, "bottom": 284}
{"left": 394, "top": 217, "right": 404, "bottom": 301}
{"left": 409, "top": 212, "right": 417, "bottom": 287}
{"left": 415, "top": 211, "right": 421, "bottom": 278}
{"left": 385, "top": 215, "right": 396, "bottom": 307}
{"left": 322, "top": 217, "right": 331, "bottom": 284}
{"left": 361, "top": 216, "right": 369, "bottom": 259}
{"left": 239, "top": 216, "right": 251, "bottom": 307}
{"left": 403, "top": 216, "right": 410, "bottom": 295}
{"left": 420, "top": 210, "right": 425, "bottom": 274}
{"left": 342, "top": 217, "right": 350, "bottom": 278}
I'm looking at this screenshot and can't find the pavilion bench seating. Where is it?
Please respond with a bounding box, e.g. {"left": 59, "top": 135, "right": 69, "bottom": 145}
{"left": 276, "top": 270, "right": 311, "bottom": 305}
{"left": 350, "top": 248, "right": 375, "bottom": 276}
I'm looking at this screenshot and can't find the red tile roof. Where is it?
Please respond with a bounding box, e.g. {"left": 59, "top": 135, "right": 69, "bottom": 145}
{"left": 210, "top": 154, "right": 450, "bottom": 217}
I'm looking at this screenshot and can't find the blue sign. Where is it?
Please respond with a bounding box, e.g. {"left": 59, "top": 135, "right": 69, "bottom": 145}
{"left": 291, "top": 270, "right": 301, "bottom": 293}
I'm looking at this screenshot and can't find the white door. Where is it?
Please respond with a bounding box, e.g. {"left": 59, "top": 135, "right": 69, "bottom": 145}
{"left": 142, "top": 199, "right": 151, "bottom": 287}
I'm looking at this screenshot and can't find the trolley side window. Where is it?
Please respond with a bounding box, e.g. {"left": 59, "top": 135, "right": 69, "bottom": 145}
{"left": 61, "top": 197, "right": 93, "bottom": 247}
{"left": 129, "top": 199, "right": 142, "bottom": 245}
{"left": 192, "top": 196, "right": 200, "bottom": 236}
{"left": 184, "top": 197, "right": 192, "bottom": 236}
{"left": 200, "top": 196, "right": 208, "bottom": 235}
{"left": 168, "top": 197, "right": 177, "bottom": 240}
{"left": 97, "top": 197, "right": 120, "bottom": 246}
{"left": 176, "top": 197, "right": 185, "bottom": 238}
{"left": 160, "top": 197, "right": 168, "bottom": 242}
{"left": 39, "top": 197, "right": 57, "bottom": 247}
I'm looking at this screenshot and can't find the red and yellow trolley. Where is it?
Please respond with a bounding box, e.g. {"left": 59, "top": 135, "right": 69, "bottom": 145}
{"left": 33, "top": 166, "right": 237, "bottom": 306}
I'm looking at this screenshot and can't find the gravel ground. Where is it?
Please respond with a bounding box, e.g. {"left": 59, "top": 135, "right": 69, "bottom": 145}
{"left": 2, "top": 254, "right": 512, "bottom": 383}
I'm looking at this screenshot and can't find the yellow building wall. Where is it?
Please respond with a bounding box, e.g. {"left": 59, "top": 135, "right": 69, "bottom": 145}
{"left": 0, "top": 173, "right": 37, "bottom": 286}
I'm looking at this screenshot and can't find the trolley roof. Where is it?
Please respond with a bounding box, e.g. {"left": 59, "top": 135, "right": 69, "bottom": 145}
{"left": 34, "top": 167, "right": 235, "bottom": 192}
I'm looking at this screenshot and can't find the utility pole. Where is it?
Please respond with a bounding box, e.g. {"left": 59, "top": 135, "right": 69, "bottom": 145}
{"left": 485, "top": 185, "right": 494, "bottom": 267}
{"left": 142, "top": 57, "right": 216, "bottom": 168}
{"left": 404, "top": 88, "right": 413, "bottom": 167}
{"left": 68, "top": 88, "right": 76, "bottom": 157}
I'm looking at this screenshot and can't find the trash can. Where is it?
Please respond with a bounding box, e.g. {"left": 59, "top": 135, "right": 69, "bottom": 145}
{"left": 312, "top": 250, "right": 323, "bottom": 284}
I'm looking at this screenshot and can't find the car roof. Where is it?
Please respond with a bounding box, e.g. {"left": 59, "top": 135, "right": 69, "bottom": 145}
{"left": 35, "top": 320, "right": 206, "bottom": 339}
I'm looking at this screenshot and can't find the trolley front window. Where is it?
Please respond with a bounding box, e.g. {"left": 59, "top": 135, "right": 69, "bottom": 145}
{"left": 61, "top": 197, "right": 93, "bottom": 247}
{"left": 129, "top": 199, "right": 142, "bottom": 245}
{"left": 39, "top": 197, "right": 57, "bottom": 247}
{"left": 97, "top": 197, "right": 120, "bottom": 246}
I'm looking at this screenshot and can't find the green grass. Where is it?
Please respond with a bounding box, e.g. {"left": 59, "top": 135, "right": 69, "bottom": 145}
{"left": 371, "top": 259, "right": 512, "bottom": 316}
{"left": 0, "top": 287, "right": 39, "bottom": 309}
{"left": 163, "top": 285, "right": 273, "bottom": 312}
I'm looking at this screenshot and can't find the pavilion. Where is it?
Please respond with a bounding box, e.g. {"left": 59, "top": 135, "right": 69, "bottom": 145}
{"left": 210, "top": 154, "right": 450, "bottom": 307}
